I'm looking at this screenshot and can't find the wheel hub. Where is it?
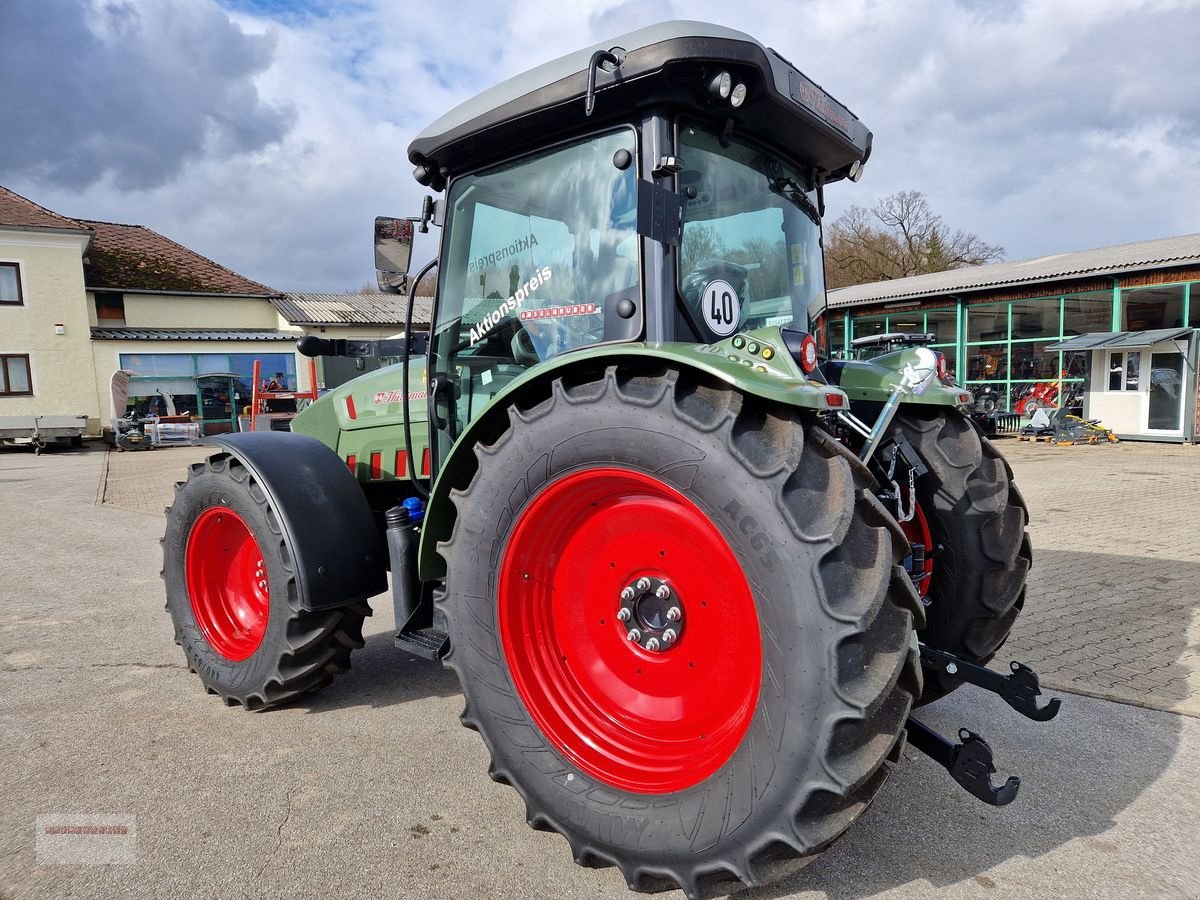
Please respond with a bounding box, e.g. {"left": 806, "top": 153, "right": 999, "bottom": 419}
{"left": 618, "top": 575, "right": 683, "bottom": 652}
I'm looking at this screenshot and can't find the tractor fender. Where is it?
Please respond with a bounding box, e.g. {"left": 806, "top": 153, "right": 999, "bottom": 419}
{"left": 418, "top": 342, "right": 842, "bottom": 580}
{"left": 206, "top": 432, "right": 388, "bottom": 609}
{"left": 828, "top": 349, "right": 970, "bottom": 407}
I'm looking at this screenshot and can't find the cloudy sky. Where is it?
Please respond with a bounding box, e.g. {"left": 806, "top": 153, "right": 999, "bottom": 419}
{"left": 2, "top": 0, "right": 1197, "bottom": 292}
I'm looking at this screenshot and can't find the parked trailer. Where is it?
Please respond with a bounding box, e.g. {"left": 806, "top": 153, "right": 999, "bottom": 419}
{"left": 0, "top": 415, "right": 87, "bottom": 452}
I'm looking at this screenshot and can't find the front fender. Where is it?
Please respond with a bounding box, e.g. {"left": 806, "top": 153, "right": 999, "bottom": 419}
{"left": 418, "top": 332, "right": 847, "bottom": 580}
{"left": 206, "top": 432, "right": 387, "bottom": 609}
{"left": 830, "top": 348, "right": 970, "bottom": 407}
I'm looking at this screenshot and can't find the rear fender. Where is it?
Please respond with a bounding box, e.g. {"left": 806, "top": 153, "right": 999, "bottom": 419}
{"left": 418, "top": 336, "right": 846, "bottom": 580}
{"left": 206, "top": 432, "right": 387, "bottom": 609}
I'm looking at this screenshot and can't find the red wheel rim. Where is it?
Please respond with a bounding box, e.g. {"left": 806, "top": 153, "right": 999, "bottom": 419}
{"left": 185, "top": 506, "right": 270, "bottom": 662}
{"left": 900, "top": 497, "right": 934, "bottom": 595}
{"left": 497, "top": 468, "right": 761, "bottom": 794}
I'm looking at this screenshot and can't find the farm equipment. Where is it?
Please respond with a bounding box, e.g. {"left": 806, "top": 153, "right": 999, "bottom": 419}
{"left": 162, "top": 22, "right": 1046, "bottom": 897}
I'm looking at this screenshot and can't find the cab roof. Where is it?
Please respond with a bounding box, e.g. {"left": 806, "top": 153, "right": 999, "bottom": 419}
{"left": 407, "top": 21, "right": 872, "bottom": 190}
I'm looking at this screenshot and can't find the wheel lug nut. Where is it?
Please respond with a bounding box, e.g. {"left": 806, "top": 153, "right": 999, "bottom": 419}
{"left": 620, "top": 586, "right": 635, "bottom": 602}
{"left": 627, "top": 629, "right": 642, "bottom": 642}
{"left": 662, "top": 628, "right": 677, "bottom": 644}
{"left": 666, "top": 606, "right": 681, "bottom": 621}
{"left": 636, "top": 577, "right": 651, "bottom": 592}
{"left": 645, "top": 638, "right": 660, "bottom": 651}
{"left": 616, "top": 608, "right": 631, "bottom": 622}
{"left": 655, "top": 584, "right": 670, "bottom": 600}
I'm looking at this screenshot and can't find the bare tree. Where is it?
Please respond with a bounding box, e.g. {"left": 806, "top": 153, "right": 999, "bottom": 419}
{"left": 825, "top": 190, "right": 1004, "bottom": 289}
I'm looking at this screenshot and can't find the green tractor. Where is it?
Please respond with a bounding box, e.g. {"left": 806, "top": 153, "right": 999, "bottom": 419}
{"left": 162, "top": 22, "right": 1053, "bottom": 897}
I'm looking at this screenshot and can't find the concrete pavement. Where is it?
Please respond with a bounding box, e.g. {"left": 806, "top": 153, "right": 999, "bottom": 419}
{"left": 1, "top": 439, "right": 1198, "bottom": 899}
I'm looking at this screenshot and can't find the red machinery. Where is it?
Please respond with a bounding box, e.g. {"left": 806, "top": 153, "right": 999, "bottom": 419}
{"left": 248, "top": 358, "right": 318, "bottom": 432}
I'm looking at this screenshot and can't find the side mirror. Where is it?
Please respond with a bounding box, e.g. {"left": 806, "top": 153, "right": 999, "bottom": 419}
{"left": 900, "top": 347, "right": 940, "bottom": 396}
{"left": 374, "top": 216, "right": 415, "bottom": 294}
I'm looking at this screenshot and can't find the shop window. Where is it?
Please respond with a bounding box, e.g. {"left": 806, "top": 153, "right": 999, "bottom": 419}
{"left": 120, "top": 353, "right": 195, "bottom": 377}
{"left": 0, "top": 354, "right": 32, "bottom": 395}
{"left": 924, "top": 308, "right": 956, "bottom": 343}
{"left": 1123, "top": 284, "right": 1185, "bottom": 331}
{"left": 1190, "top": 285, "right": 1200, "bottom": 328}
{"left": 1009, "top": 298, "right": 1060, "bottom": 339}
{"left": 966, "top": 304, "right": 1007, "bottom": 343}
{"left": 1062, "top": 292, "right": 1112, "bottom": 335}
{"left": 0, "top": 263, "right": 22, "bottom": 305}
{"left": 827, "top": 316, "right": 847, "bottom": 357}
{"left": 1106, "top": 351, "right": 1140, "bottom": 391}
{"left": 888, "top": 315, "right": 923, "bottom": 333}
{"left": 966, "top": 345, "right": 1006, "bottom": 381}
{"left": 1010, "top": 342, "right": 1063, "bottom": 381}
{"left": 851, "top": 315, "right": 888, "bottom": 340}
{"left": 94, "top": 292, "right": 125, "bottom": 324}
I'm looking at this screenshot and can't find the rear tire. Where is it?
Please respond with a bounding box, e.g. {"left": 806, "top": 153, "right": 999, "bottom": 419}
{"left": 889, "top": 410, "right": 1031, "bottom": 703}
{"left": 437, "top": 366, "right": 922, "bottom": 897}
{"left": 162, "top": 453, "right": 369, "bottom": 709}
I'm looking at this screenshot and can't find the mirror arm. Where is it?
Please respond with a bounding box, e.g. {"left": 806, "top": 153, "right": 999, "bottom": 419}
{"left": 858, "top": 348, "right": 939, "bottom": 464}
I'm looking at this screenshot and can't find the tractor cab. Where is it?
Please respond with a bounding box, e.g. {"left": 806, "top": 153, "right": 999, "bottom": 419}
{"left": 386, "top": 21, "right": 873, "bottom": 462}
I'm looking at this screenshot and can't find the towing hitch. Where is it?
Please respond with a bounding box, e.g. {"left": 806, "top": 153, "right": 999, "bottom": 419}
{"left": 904, "top": 719, "right": 1021, "bottom": 806}
{"left": 920, "top": 644, "right": 1062, "bottom": 721}
{"left": 906, "top": 645, "right": 1061, "bottom": 806}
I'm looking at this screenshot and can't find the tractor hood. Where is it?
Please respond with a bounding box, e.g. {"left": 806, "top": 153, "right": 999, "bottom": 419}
{"left": 293, "top": 360, "right": 428, "bottom": 441}
{"left": 407, "top": 20, "right": 871, "bottom": 189}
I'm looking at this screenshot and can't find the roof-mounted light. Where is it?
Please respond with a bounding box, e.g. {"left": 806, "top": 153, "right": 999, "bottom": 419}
{"left": 708, "top": 71, "right": 732, "bottom": 100}
{"left": 730, "top": 83, "right": 747, "bottom": 108}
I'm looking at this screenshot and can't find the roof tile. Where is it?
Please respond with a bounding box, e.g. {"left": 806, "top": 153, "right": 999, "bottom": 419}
{"left": 80, "top": 219, "right": 277, "bottom": 296}
{"left": 0, "top": 184, "right": 90, "bottom": 232}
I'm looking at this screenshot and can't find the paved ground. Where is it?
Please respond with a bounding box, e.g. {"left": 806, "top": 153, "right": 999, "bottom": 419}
{"left": 2, "top": 438, "right": 1199, "bottom": 899}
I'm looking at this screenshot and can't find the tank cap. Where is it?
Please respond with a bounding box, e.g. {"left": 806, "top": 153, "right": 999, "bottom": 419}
{"left": 403, "top": 496, "right": 425, "bottom": 522}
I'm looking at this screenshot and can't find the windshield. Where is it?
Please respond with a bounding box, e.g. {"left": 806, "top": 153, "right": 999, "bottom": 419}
{"left": 676, "top": 124, "right": 826, "bottom": 344}
{"left": 431, "top": 129, "right": 641, "bottom": 448}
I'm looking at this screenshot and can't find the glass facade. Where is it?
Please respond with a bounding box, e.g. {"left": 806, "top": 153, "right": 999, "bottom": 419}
{"left": 118, "top": 352, "right": 297, "bottom": 431}
{"left": 830, "top": 278, "right": 1197, "bottom": 419}
{"left": 840, "top": 307, "right": 958, "bottom": 372}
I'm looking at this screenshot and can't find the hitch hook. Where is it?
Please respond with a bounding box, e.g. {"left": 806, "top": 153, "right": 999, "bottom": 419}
{"left": 920, "top": 644, "right": 1062, "bottom": 722}
{"left": 906, "top": 718, "right": 1020, "bottom": 807}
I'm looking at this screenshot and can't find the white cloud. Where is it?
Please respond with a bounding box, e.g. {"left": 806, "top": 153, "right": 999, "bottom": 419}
{"left": 1, "top": 0, "right": 1197, "bottom": 292}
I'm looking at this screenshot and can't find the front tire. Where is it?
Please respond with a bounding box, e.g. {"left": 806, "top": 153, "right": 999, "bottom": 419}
{"left": 437, "top": 367, "right": 922, "bottom": 897}
{"left": 889, "top": 410, "right": 1031, "bottom": 703}
{"left": 162, "top": 453, "right": 369, "bottom": 709}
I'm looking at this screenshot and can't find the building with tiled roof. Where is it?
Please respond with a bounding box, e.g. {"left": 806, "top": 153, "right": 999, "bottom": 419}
{"left": 1, "top": 184, "right": 427, "bottom": 439}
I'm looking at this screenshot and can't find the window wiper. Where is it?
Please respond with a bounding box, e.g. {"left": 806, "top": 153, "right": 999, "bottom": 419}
{"left": 769, "top": 177, "right": 821, "bottom": 227}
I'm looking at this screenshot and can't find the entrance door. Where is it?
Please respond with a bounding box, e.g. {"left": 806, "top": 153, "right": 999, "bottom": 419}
{"left": 196, "top": 373, "right": 239, "bottom": 435}
{"left": 1147, "top": 352, "right": 1184, "bottom": 431}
